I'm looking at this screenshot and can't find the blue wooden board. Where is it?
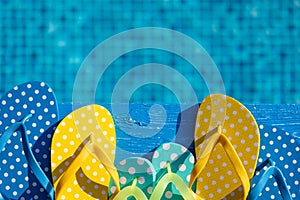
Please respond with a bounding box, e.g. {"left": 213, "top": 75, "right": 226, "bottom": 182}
{"left": 58, "top": 103, "right": 300, "bottom": 162}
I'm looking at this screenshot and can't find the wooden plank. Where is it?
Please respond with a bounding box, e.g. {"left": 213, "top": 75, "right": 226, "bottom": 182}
{"left": 58, "top": 103, "right": 300, "bottom": 162}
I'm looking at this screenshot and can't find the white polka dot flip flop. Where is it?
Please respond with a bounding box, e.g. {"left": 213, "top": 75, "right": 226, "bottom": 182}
{"left": 0, "top": 81, "right": 59, "bottom": 199}
{"left": 51, "top": 104, "right": 119, "bottom": 200}
{"left": 189, "top": 94, "right": 260, "bottom": 200}
{"left": 247, "top": 125, "right": 299, "bottom": 200}
{"left": 109, "top": 157, "right": 155, "bottom": 200}
{"left": 150, "top": 142, "right": 196, "bottom": 200}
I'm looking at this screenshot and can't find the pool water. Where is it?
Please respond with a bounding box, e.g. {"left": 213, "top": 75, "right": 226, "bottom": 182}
{"left": 0, "top": 0, "right": 299, "bottom": 104}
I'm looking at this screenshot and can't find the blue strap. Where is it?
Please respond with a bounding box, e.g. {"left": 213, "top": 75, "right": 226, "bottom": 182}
{"left": 0, "top": 123, "right": 21, "bottom": 152}
{"left": 0, "top": 193, "right": 9, "bottom": 200}
{"left": 247, "top": 158, "right": 292, "bottom": 200}
{"left": 0, "top": 114, "right": 54, "bottom": 200}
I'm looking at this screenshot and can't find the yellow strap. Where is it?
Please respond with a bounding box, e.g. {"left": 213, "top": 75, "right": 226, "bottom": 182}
{"left": 89, "top": 134, "right": 120, "bottom": 193}
{"left": 55, "top": 135, "right": 120, "bottom": 198}
{"left": 189, "top": 127, "right": 220, "bottom": 187}
{"left": 189, "top": 127, "right": 250, "bottom": 199}
{"left": 55, "top": 143, "right": 90, "bottom": 197}
{"left": 219, "top": 134, "right": 250, "bottom": 199}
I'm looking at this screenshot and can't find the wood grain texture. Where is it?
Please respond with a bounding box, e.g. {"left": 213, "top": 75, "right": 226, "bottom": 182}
{"left": 58, "top": 104, "right": 300, "bottom": 162}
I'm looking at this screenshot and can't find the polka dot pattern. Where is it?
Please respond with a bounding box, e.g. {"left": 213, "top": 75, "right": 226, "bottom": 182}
{"left": 194, "top": 94, "right": 260, "bottom": 199}
{"left": 249, "top": 125, "right": 300, "bottom": 200}
{"left": 51, "top": 105, "right": 116, "bottom": 200}
{"left": 0, "top": 81, "right": 59, "bottom": 199}
{"left": 152, "top": 142, "right": 195, "bottom": 199}
{"left": 109, "top": 157, "right": 156, "bottom": 199}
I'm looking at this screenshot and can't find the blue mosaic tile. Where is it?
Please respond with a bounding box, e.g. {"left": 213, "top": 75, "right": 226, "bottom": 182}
{"left": 0, "top": 0, "right": 299, "bottom": 104}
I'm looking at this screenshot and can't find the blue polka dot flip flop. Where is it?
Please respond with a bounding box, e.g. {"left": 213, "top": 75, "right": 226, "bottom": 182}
{"left": 189, "top": 94, "right": 260, "bottom": 200}
{"left": 109, "top": 157, "right": 156, "bottom": 200}
{"left": 247, "top": 125, "right": 299, "bottom": 200}
{"left": 0, "top": 81, "right": 59, "bottom": 200}
{"left": 150, "top": 142, "right": 196, "bottom": 200}
{"left": 51, "top": 105, "right": 119, "bottom": 200}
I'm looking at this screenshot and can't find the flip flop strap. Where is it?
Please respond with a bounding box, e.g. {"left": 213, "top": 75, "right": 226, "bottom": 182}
{"left": 112, "top": 186, "right": 148, "bottom": 200}
{"left": 0, "top": 193, "right": 9, "bottom": 200}
{"left": 0, "top": 115, "right": 54, "bottom": 200}
{"left": 150, "top": 173, "right": 195, "bottom": 200}
{"left": 0, "top": 122, "right": 26, "bottom": 152}
{"left": 150, "top": 163, "right": 195, "bottom": 200}
{"left": 55, "top": 142, "right": 90, "bottom": 198}
{"left": 247, "top": 160, "right": 292, "bottom": 200}
{"left": 91, "top": 138, "right": 120, "bottom": 192}
{"left": 189, "top": 132, "right": 250, "bottom": 199}
{"left": 55, "top": 136, "right": 120, "bottom": 198}
{"left": 112, "top": 179, "right": 148, "bottom": 200}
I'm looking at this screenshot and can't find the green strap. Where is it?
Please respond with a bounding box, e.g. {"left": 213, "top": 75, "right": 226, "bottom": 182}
{"left": 112, "top": 179, "right": 148, "bottom": 200}
{"left": 150, "top": 163, "right": 195, "bottom": 200}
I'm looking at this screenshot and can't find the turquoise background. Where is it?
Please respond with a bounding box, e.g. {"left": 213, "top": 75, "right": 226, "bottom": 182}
{"left": 0, "top": 0, "right": 299, "bottom": 104}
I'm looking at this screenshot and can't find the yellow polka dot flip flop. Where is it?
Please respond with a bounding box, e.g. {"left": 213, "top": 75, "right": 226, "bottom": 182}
{"left": 51, "top": 104, "right": 119, "bottom": 199}
{"left": 189, "top": 94, "right": 260, "bottom": 200}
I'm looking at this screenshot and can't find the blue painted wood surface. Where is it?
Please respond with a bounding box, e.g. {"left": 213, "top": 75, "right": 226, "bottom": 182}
{"left": 58, "top": 104, "right": 300, "bottom": 162}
